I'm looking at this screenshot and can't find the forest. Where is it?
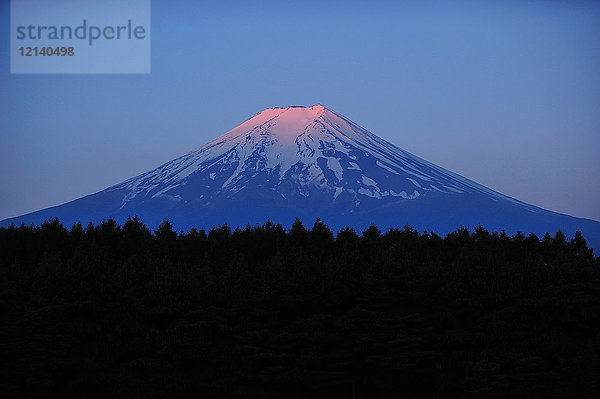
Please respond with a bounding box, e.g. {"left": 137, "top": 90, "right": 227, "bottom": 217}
{"left": 1, "top": 216, "right": 599, "bottom": 398}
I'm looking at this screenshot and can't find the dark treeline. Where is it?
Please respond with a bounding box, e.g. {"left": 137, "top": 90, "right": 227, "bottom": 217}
{"left": 1, "top": 216, "right": 599, "bottom": 398}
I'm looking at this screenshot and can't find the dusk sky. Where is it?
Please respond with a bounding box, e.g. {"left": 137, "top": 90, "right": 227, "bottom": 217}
{"left": 1, "top": 0, "right": 599, "bottom": 222}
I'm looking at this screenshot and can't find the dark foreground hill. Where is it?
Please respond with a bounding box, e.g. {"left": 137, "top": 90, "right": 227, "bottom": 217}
{"left": 1, "top": 217, "right": 599, "bottom": 398}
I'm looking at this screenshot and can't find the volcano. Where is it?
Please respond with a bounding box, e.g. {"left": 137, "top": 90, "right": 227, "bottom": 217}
{"left": 2, "top": 104, "right": 599, "bottom": 250}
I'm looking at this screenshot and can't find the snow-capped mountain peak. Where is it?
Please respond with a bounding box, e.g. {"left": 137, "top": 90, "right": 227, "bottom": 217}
{"left": 109, "top": 105, "right": 520, "bottom": 210}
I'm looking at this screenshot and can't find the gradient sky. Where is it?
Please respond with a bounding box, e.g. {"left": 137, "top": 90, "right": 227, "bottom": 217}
{"left": 1, "top": 0, "right": 599, "bottom": 221}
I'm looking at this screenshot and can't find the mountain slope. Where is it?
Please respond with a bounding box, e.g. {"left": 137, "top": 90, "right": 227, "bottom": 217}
{"left": 3, "top": 104, "right": 599, "bottom": 250}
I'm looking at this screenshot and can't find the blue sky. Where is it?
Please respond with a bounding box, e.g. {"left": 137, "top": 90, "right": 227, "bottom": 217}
{"left": 1, "top": 0, "right": 599, "bottom": 221}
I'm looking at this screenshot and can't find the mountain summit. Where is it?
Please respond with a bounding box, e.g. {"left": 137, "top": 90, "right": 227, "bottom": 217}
{"left": 113, "top": 104, "right": 520, "bottom": 208}
{"left": 3, "top": 105, "right": 599, "bottom": 250}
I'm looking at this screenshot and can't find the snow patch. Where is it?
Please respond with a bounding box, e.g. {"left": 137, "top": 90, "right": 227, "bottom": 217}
{"left": 358, "top": 187, "right": 380, "bottom": 198}
{"left": 444, "top": 185, "right": 463, "bottom": 193}
{"left": 361, "top": 176, "right": 378, "bottom": 187}
{"left": 390, "top": 190, "right": 420, "bottom": 199}
{"left": 376, "top": 161, "right": 399, "bottom": 175}
{"left": 327, "top": 157, "right": 343, "bottom": 180}
{"left": 347, "top": 162, "right": 361, "bottom": 170}
{"left": 407, "top": 177, "right": 422, "bottom": 188}
{"left": 152, "top": 184, "right": 182, "bottom": 199}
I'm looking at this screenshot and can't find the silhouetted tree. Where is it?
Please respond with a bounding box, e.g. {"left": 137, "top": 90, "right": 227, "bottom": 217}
{"left": 0, "top": 217, "right": 598, "bottom": 398}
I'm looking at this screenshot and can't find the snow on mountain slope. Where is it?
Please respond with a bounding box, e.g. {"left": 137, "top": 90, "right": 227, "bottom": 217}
{"left": 107, "top": 104, "right": 533, "bottom": 211}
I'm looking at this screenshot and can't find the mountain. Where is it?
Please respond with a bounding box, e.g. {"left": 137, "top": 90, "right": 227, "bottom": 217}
{"left": 3, "top": 104, "right": 599, "bottom": 250}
